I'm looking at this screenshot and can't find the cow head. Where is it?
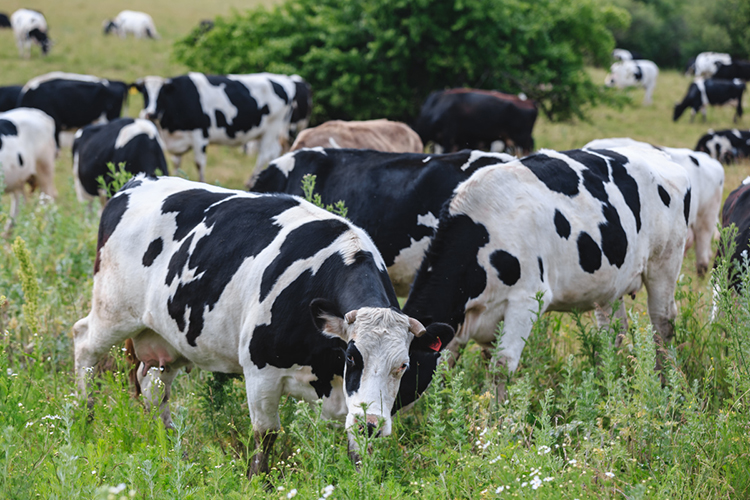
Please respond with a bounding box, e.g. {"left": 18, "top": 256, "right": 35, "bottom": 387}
{"left": 133, "top": 76, "right": 171, "bottom": 122}
{"left": 310, "top": 299, "right": 434, "bottom": 455}
{"left": 103, "top": 20, "right": 117, "bottom": 35}
{"left": 28, "top": 28, "right": 50, "bottom": 55}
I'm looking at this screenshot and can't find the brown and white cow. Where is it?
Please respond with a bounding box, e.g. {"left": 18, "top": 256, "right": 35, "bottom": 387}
{"left": 290, "top": 119, "right": 423, "bottom": 153}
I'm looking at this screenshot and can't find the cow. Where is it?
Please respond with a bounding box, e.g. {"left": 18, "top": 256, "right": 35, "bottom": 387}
{"left": 402, "top": 147, "right": 692, "bottom": 394}
{"left": 72, "top": 118, "right": 168, "bottom": 206}
{"left": 605, "top": 60, "right": 659, "bottom": 105}
{"left": 251, "top": 148, "right": 514, "bottom": 296}
{"left": 673, "top": 78, "right": 746, "bottom": 123}
{"left": 715, "top": 178, "right": 750, "bottom": 293}
{"left": 72, "top": 175, "right": 452, "bottom": 476}
{"left": 10, "top": 9, "right": 50, "bottom": 58}
{"left": 0, "top": 13, "right": 10, "bottom": 28}
{"left": 412, "top": 88, "right": 538, "bottom": 156}
{"left": 691, "top": 52, "right": 732, "bottom": 78}
{"left": 290, "top": 119, "right": 423, "bottom": 153}
{"left": 695, "top": 128, "right": 750, "bottom": 163}
{"left": 612, "top": 49, "right": 643, "bottom": 61}
{"left": 713, "top": 60, "right": 750, "bottom": 81}
{"left": 585, "top": 138, "right": 724, "bottom": 277}
{"left": 18, "top": 72, "right": 128, "bottom": 145}
{"left": 133, "top": 72, "right": 299, "bottom": 183}
{"left": 103, "top": 11, "right": 159, "bottom": 39}
{"left": 0, "top": 108, "right": 57, "bottom": 225}
{"left": 0, "top": 86, "right": 22, "bottom": 112}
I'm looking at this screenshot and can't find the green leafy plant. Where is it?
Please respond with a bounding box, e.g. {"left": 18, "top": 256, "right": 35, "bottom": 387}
{"left": 301, "top": 174, "right": 348, "bottom": 218}
{"left": 11, "top": 237, "right": 39, "bottom": 335}
{"left": 96, "top": 162, "right": 134, "bottom": 198}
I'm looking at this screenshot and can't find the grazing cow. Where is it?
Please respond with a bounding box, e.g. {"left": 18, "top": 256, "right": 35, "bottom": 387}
{"left": 403, "top": 147, "right": 691, "bottom": 387}
{"left": 10, "top": 9, "right": 50, "bottom": 58}
{"left": 72, "top": 118, "right": 168, "bottom": 205}
{"left": 18, "top": 72, "right": 128, "bottom": 144}
{"left": 133, "top": 72, "right": 298, "bottom": 182}
{"left": 715, "top": 178, "right": 750, "bottom": 292}
{"left": 290, "top": 119, "right": 423, "bottom": 153}
{"left": 673, "top": 78, "right": 746, "bottom": 123}
{"left": 0, "top": 108, "right": 57, "bottom": 224}
{"left": 73, "top": 175, "right": 452, "bottom": 475}
{"left": 251, "top": 148, "right": 514, "bottom": 295}
{"left": 103, "top": 11, "right": 159, "bottom": 39}
{"left": 0, "top": 13, "right": 10, "bottom": 28}
{"left": 413, "top": 88, "right": 538, "bottom": 156}
{"left": 713, "top": 60, "right": 750, "bottom": 81}
{"left": 692, "top": 52, "right": 732, "bottom": 78}
{"left": 0, "top": 86, "right": 22, "bottom": 112}
{"left": 695, "top": 128, "right": 750, "bottom": 163}
{"left": 585, "top": 138, "right": 724, "bottom": 276}
{"left": 612, "top": 49, "right": 643, "bottom": 61}
{"left": 605, "top": 60, "right": 659, "bottom": 105}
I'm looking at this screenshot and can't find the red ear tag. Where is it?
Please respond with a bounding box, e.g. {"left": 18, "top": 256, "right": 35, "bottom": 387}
{"left": 428, "top": 338, "right": 442, "bottom": 352}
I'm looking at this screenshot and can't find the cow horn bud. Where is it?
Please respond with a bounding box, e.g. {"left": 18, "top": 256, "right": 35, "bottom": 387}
{"left": 409, "top": 318, "right": 426, "bottom": 337}
{"left": 345, "top": 310, "right": 358, "bottom": 324}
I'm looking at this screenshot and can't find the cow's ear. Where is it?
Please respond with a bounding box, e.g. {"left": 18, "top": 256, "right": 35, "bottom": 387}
{"left": 310, "top": 299, "right": 347, "bottom": 340}
{"left": 131, "top": 80, "right": 144, "bottom": 93}
{"left": 411, "top": 322, "right": 454, "bottom": 352}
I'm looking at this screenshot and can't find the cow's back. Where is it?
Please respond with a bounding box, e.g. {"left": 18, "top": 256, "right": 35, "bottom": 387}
{"left": 291, "top": 119, "right": 423, "bottom": 153}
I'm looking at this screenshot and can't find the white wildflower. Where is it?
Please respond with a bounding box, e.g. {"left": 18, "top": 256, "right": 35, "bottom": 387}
{"left": 531, "top": 476, "right": 542, "bottom": 490}
{"left": 605, "top": 471, "right": 615, "bottom": 478}
{"left": 495, "top": 485, "right": 506, "bottom": 494}
{"left": 25, "top": 421, "right": 33, "bottom": 428}
{"left": 320, "top": 484, "right": 335, "bottom": 499}
{"left": 277, "top": 486, "right": 285, "bottom": 491}
{"left": 6, "top": 368, "right": 12, "bottom": 376}
{"left": 489, "top": 455, "right": 502, "bottom": 464}
{"left": 537, "top": 445, "right": 551, "bottom": 455}
{"left": 521, "top": 482, "right": 528, "bottom": 488}
{"left": 287, "top": 489, "right": 298, "bottom": 498}
{"left": 568, "top": 459, "right": 577, "bottom": 466}
{"left": 108, "top": 484, "right": 126, "bottom": 494}
{"left": 543, "top": 477, "right": 554, "bottom": 482}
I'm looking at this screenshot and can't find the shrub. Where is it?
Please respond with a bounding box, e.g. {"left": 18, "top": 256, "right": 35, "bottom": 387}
{"left": 174, "top": 0, "right": 629, "bottom": 123}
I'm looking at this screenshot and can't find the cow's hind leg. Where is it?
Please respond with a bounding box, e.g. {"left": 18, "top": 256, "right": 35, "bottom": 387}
{"left": 243, "top": 367, "right": 283, "bottom": 478}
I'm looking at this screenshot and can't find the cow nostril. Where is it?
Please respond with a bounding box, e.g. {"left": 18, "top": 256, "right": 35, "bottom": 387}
{"left": 366, "top": 422, "right": 377, "bottom": 437}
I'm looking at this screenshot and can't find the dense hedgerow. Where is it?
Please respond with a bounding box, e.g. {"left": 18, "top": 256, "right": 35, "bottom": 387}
{"left": 173, "top": 0, "right": 630, "bottom": 124}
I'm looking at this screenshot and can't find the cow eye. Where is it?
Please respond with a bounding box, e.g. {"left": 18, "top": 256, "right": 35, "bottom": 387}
{"left": 346, "top": 355, "right": 354, "bottom": 366}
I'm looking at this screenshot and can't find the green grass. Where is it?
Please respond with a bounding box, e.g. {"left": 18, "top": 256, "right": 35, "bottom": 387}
{"left": 1, "top": 1, "right": 750, "bottom": 498}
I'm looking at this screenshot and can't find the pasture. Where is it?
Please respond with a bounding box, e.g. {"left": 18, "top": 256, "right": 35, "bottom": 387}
{"left": 0, "top": 0, "right": 749, "bottom": 498}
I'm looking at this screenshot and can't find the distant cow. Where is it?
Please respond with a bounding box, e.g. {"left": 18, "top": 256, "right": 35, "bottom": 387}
{"left": 713, "top": 61, "right": 750, "bottom": 81}
{"left": 585, "top": 138, "right": 724, "bottom": 277}
{"left": 612, "top": 49, "right": 643, "bottom": 61}
{"left": 0, "top": 13, "right": 10, "bottom": 28}
{"left": 18, "top": 72, "right": 128, "bottom": 144}
{"left": 605, "top": 60, "right": 659, "bottom": 105}
{"left": 0, "top": 86, "right": 22, "bottom": 112}
{"left": 73, "top": 175, "right": 452, "bottom": 476}
{"left": 290, "top": 119, "right": 423, "bottom": 153}
{"left": 73, "top": 118, "right": 168, "bottom": 205}
{"left": 716, "top": 178, "right": 750, "bottom": 292}
{"left": 134, "top": 72, "right": 299, "bottom": 182}
{"left": 673, "top": 78, "right": 746, "bottom": 123}
{"left": 252, "top": 148, "right": 514, "bottom": 295}
{"left": 413, "top": 89, "right": 538, "bottom": 156}
{"left": 691, "top": 52, "right": 732, "bottom": 78}
{"left": 695, "top": 128, "right": 750, "bottom": 163}
{"left": 403, "top": 148, "right": 691, "bottom": 390}
{"left": 10, "top": 9, "right": 50, "bottom": 58}
{"left": 0, "top": 108, "right": 57, "bottom": 224}
{"left": 103, "top": 11, "right": 159, "bottom": 39}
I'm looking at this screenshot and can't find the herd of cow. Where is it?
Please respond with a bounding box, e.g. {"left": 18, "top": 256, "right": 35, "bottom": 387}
{"left": 3, "top": 13, "right": 750, "bottom": 476}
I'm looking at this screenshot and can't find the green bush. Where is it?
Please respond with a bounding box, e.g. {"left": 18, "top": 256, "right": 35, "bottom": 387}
{"left": 174, "top": 0, "right": 629, "bottom": 123}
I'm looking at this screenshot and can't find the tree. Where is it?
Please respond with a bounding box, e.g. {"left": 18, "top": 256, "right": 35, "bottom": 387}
{"left": 174, "top": 0, "right": 629, "bottom": 123}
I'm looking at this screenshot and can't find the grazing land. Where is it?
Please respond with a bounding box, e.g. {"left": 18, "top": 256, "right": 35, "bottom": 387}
{"left": 0, "top": 0, "right": 749, "bottom": 498}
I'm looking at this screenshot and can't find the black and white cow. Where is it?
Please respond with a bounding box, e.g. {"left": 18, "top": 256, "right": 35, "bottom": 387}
{"left": 695, "top": 128, "right": 750, "bottom": 163}
{"left": 713, "top": 61, "right": 750, "bottom": 81}
{"left": 402, "top": 147, "right": 691, "bottom": 384}
{"left": 72, "top": 118, "right": 168, "bottom": 205}
{"left": 612, "top": 48, "right": 643, "bottom": 61}
{"left": 10, "top": 9, "right": 50, "bottom": 58}
{"left": 585, "top": 138, "right": 724, "bottom": 277}
{"left": 673, "top": 78, "right": 746, "bottom": 123}
{"left": 18, "top": 72, "right": 128, "bottom": 144}
{"left": 690, "top": 52, "right": 732, "bottom": 78}
{"left": 605, "top": 60, "right": 659, "bottom": 105}
{"left": 251, "top": 148, "right": 514, "bottom": 295}
{"left": 103, "top": 10, "right": 159, "bottom": 39}
{"left": 0, "top": 85, "right": 22, "bottom": 112}
{"left": 73, "top": 175, "right": 452, "bottom": 475}
{"left": 413, "top": 89, "right": 538, "bottom": 156}
{"left": 0, "top": 107, "right": 57, "bottom": 224}
{"left": 133, "top": 72, "right": 299, "bottom": 182}
{"left": 715, "top": 178, "right": 750, "bottom": 292}
{"left": 0, "top": 13, "right": 11, "bottom": 28}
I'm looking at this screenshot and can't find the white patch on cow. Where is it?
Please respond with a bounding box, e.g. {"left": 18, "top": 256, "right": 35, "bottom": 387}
{"left": 271, "top": 152, "right": 296, "bottom": 177}
{"left": 422, "top": 156, "right": 431, "bottom": 163}
{"left": 138, "top": 75, "right": 167, "bottom": 119}
{"left": 188, "top": 73, "right": 239, "bottom": 131}
{"left": 706, "top": 135, "right": 733, "bottom": 161}
{"left": 389, "top": 235, "right": 433, "bottom": 293}
{"left": 115, "top": 120, "right": 158, "bottom": 149}
{"left": 742, "top": 176, "right": 750, "bottom": 185}
{"left": 694, "top": 52, "right": 731, "bottom": 78}
{"left": 328, "top": 137, "right": 342, "bottom": 148}
{"left": 460, "top": 150, "right": 514, "bottom": 171}
{"left": 732, "top": 129, "right": 742, "bottom": 138}
{"left": 23, "top": 72, "right": 106, "bottom": 92}
{"left": 417, "top": 211, "right": 439, "bottom": 229}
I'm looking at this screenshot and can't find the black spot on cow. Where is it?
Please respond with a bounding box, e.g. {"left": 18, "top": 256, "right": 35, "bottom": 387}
{"left": 17, "top": 153, "right": 23, "bottom": 167}
{"left": 161, "top": 189, "right": 233, "bottom": 241}
{"left": 594, "top": 149, "right": 642, "bottom": 232}
{"left": 166, "top": 195, "right": 300, "bottom": 346}
{"left": 634, "top": 64, "right": 643, "bottom": 81}
{"left": 599, "top": 204, "right": 628, "bottom": 267}
{"left": 201, "top": 144, "right": 207, "bottom": 153}
{"left": 464, "top": 154, "right": 507, "bottom": 172}
{"left": 94, "top": 193, "right": 129, "bottom": 274}
{"left": 344, "top": 341, "right": 363, "bottom": 396}
{"left": 689, "top": 155, "right": 699, "bottom": 166}
{"left": 683, "top": 188, "right": 692, "bottom": 225}
{"left": 260, "top": 219, "right": 350, "bottom": 302}
{"left": 165, "top": 234, "right": 193, "bottom": 288}
{"left": 658, "top": 185, "right": 671, "bottom": 206}
{"left": 404, "top": 213, "right": 490, "bottom": 329}
{"left": 577, "top": 231, "right": 602, "bottom": 273}
{"left": 0, "top": 119, "right": 17, "bottom": 137}
{"left": 564, "top": 150, "right": 610, "bottom": 202}
{"left": 554, "top": 209, "right": 571, "bottom": 239}
{"left": 521, "top": 153, "right": 579, "bottom": 196}
{"left": 490, "top": 250, "right": 521, "bottom": 286}
{"left": 269, "top": 79, "right": 289, "bottom": 104}
{"left": 538, "top": 257, "right": 544, "bottom": 281}
{"left": 142, "top": 238, "right": 163, "bottom": 267}
{"left": 121, "top": 177, "right": 143, "bottom": 191}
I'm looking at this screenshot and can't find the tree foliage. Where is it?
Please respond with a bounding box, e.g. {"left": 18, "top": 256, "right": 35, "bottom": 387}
{"left": 174, "top": 0, "right": 629, "bottom": 123}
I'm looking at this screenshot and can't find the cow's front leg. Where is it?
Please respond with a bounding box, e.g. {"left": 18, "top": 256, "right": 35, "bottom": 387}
{"left": 490, "top": 298, "right": 538, "bottom": 402}
{"left": 594, "top": 299, "right": 629, "bottom": 347}
{"left": 244, "top": 369, "right": 283, "bottom": 478}
{"left": 192, "top": 132, "right": 209, "bottom": 183}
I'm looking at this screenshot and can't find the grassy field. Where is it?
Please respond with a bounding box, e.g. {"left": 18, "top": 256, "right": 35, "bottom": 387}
{"left": 1, "top": 1, "right": 750, "bottom": 498}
